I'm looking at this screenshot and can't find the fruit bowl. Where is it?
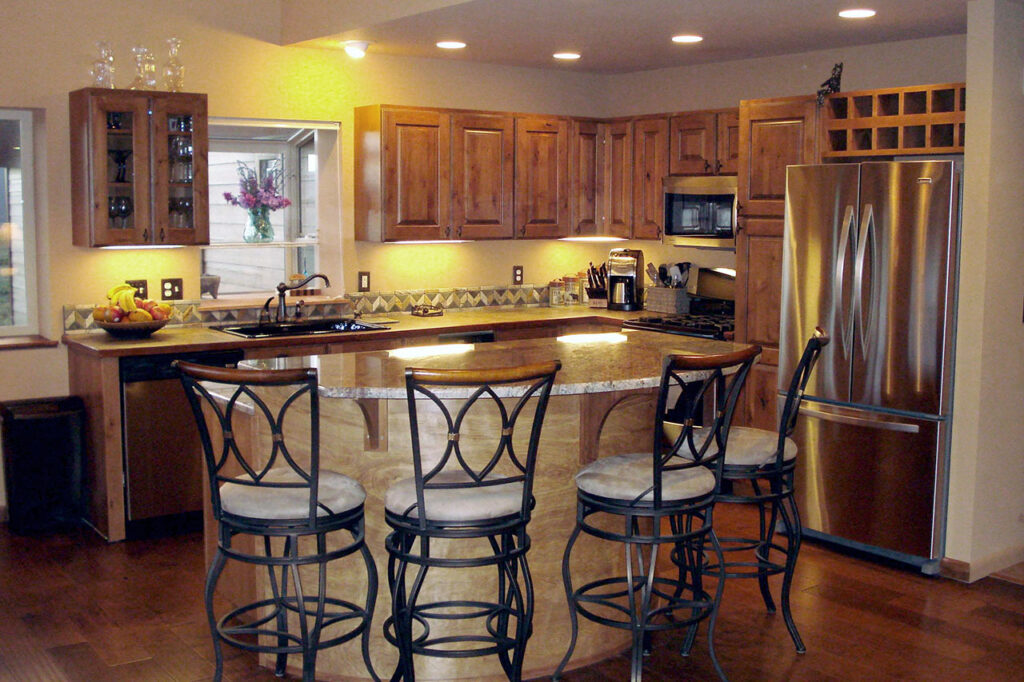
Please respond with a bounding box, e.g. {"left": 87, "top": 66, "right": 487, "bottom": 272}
{"left": 94, "top": 319, "right": 169, "bottom": 338}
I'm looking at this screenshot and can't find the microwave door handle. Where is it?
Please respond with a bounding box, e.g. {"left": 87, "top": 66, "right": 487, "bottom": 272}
{"left": 854, "top": 203, "right": 875, "bottom": 357}
{"left": 833, "top": 205, "right": 856, "bottom": 358}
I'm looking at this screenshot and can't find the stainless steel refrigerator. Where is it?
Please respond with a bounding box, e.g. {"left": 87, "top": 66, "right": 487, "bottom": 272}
{"left": 779, "top": 160, "right": 959, "bottom": 572}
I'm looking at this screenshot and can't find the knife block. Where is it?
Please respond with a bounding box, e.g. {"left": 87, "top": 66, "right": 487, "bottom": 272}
{"left": 644, "top": 287, "right": 690, "bottom": 314}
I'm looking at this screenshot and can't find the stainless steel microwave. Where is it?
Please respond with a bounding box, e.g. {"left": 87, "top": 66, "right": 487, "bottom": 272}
{"left": 662, "top": 175, "right": 738, "bottom": 249}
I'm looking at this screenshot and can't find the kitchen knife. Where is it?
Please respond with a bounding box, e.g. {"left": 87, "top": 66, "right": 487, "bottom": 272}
{"left": 598, "top": 263, "right": 607, "bottom": 288}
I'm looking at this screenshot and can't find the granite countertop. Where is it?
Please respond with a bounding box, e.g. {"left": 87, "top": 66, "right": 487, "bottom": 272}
{"left": 61, "top": 306, "right": 640, "bottom": 357}
{"left": 242, "top": 330, "right": 746, "bottom": 399}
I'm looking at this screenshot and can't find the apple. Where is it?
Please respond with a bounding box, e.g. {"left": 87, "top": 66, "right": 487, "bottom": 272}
{"left": 103, "top": 305, "right": 123, "bottom": 323}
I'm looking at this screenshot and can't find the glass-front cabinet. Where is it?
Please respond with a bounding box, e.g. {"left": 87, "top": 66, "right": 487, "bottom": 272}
{"left": 70, "top": 87, "right": 208, "bottom": 247}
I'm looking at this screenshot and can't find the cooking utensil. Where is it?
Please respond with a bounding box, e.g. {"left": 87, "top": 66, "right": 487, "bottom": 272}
{"left": 646, "top": 262, "right": 661, "bottom": 286}
{"left": 658, "top": 265, "right": 669, "bottom": 287}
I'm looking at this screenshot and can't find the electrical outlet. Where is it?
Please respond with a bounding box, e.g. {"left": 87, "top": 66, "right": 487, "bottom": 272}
{"left": 161, "top": 278, "right": 183, "bottom": 300}
{"left": 126, "top": 279, "right": 148, "bottom": 299}
{"left": 512, "top": 265, "right": 524, "bottom": 285}
{"left": 358, "top": 271, "right": 371, "bottom": 292}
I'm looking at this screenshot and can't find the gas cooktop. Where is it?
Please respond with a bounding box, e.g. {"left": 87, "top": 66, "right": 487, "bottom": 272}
{"left": 622, "top": 313, "right": 735, "bottom": 340}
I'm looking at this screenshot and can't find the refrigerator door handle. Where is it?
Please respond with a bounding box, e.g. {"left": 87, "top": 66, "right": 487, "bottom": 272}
{"left": 799, "top": 404, "right": 921, "bottom": 433}
{"left": 854, "top": 203, "right": 876, "bottom": 357}
{"left": 834, "top": 204, "right": 856, "bottom": 357}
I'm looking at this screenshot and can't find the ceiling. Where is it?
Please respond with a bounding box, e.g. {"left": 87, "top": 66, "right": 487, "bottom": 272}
{"left": 293, "top": 0, "right": 969, "bottom": 74}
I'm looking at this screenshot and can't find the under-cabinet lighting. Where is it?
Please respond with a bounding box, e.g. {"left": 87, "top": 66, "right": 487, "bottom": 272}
{"left": 559, "top": 236, "right": 627, "bottom": 243}
{"left": 556, "top": 332, "right": 628, "bottom": 345}
{"left": 711, "top": 267, "right": 736, "bottom": 277}
{"left": 343, "top": 40, "right": 370, "bottom": 58}
{"left": 388, "top": 343, "right": 475, "bottom": 359}
{"left": 389, "top": 240, "right": 471, "bottom": 244}
{"left": 553, "top": 52, "right": 581, "bottom": 61}
{"left": 436, "top": 41, "right": 466, "bottom": 50}
{"left": 671, "top": 35, "right": 704, "bottom": 44}
{"left": 99, "top": 244, "right": 184, "bottom": 250}
{"left": 838, "top": 8, "right": 876, "bottom": 19}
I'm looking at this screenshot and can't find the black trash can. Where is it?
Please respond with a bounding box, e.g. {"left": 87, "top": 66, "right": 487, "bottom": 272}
{"left": 1, "top": 396, "right": 85, "bottom": 535}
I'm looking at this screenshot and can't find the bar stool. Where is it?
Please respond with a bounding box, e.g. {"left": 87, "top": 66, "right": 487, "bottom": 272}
{"left": 175, "top": 361, "right": 378, "bottom": 682}
{"left": 383, "top": 361, "right": 561, "bottom": 681}
{"left": 705, "top": 328, "right": 829, "bottom": 653}
{"left": 555, "top": 346, "right": 761, "bottom": 682}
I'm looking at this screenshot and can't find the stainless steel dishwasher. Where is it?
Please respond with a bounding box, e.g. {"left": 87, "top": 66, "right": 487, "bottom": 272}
{"left": 120, "top": 349, "right": 243, "bottom": 537}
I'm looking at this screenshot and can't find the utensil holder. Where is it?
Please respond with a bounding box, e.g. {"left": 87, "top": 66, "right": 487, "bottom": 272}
{"left": 644, "top": 287, "right": 690, "bottom": 314}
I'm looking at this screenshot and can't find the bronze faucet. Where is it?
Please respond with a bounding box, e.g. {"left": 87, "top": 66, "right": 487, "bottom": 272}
{"left": 270, "top": 273, "right": 330, "bottom": 322}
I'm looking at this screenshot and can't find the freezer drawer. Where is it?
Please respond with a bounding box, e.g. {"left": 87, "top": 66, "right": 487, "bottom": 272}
{"left": 792, "top": 401, "right": 945, "bottom": 559}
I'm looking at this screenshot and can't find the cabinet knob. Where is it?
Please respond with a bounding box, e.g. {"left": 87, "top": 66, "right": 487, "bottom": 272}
{"left": 142, "top": 228, "right": 149, "bottom": 241}
{"left": 704, "top": 160, "right": 712, "bottom": 173}
{"left": 714, "top": 160, "right": 723, "bottom": 174}
{"left": 159, "top": 228, "right": 165, "bottom": 242}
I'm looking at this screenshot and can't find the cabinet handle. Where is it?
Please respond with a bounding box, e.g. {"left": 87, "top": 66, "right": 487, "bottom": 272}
{"left": 704, "top": 159, "right": 712, "bottom": 173}
{"left": 142, "top": 228, "right": 149, "bottom": 241}
{"left": 714, "top": 160, "right": 723, "bottom": 174}
{"left": 520, "top": 225, "right": 526, "bottom": 237}
{"left": 456, "top": 225, "right": 462, "bottom": 238}
{"left": 159, "top": 228, "right": 165, "bottom": 242}
{"left": 445, "top": 225, "right": 451, "bottom": 238}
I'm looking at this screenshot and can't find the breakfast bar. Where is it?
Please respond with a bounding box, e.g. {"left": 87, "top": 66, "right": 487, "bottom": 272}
{"left": 216, "top": 330, "right": 746, "bottom": 680}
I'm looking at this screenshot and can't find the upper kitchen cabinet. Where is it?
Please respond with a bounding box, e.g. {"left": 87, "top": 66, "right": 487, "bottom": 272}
{"left": 70, "top": 88, "right": 208, "bottom": 247}
{"left": 568, "top": 119, "right": 632, "bottom": 239}
{"left": 631, "top": 116, "right": 669, "bottom": 240}
{"left": 668, "top": 109, "right": 739, "bottom": 176}
{"left": 515, "top": 116, "right": 570, "bottom": 239}
{"left": 737, "top": 96, "right": 818, "bottom": 219}
{"left": 355, "top": 105, "right": 514, "bottom": 241}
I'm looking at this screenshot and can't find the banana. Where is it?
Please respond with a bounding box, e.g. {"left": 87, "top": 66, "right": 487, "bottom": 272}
{"left": 106, "top": 283, "right": 135, "bottom": 301}
{"left": 118, "top": 289, "right": 137, "bottom": 312}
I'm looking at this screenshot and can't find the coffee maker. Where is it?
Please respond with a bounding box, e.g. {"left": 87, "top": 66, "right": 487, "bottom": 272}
{"left": 606, "top": 248, "right": 644, "bottom": 311}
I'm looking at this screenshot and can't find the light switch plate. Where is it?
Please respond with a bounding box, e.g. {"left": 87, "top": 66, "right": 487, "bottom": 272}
{"left": 126, "top": 279, "right": 148, "bottom": 300}
{"left": 358, "top": 271, "right": 371, "bottom": 292}
{"left": 512, "top": 265, "right": 524, "bottom": 285}
{"left": 161, "top": 278, "right": 183, "bottom": 300}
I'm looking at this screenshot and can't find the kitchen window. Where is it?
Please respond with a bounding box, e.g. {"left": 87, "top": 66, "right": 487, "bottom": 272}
{"left": 201, "top": 119, "right": 337, "bottom": 297}
{"left": 0, "top": 109, "right": 38, "bottom": 337}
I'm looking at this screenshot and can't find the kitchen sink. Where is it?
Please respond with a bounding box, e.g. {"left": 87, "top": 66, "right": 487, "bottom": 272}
{"left": 217, "top": 318, "right": 389, "bottom": 339}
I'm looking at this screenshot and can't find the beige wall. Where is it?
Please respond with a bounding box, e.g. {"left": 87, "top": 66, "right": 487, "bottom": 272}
{"left": 5, "top": 0, "right": 1016, "bottom": 579}
{"left": 950, "top": 0, "right": 1024, "bottom": 578}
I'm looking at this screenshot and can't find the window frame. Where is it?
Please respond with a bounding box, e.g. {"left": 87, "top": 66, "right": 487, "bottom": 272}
{"left": 0, "top": 108, "right": 38, "bottom": 338}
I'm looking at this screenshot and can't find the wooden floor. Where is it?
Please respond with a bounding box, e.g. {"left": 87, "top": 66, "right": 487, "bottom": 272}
{"left": 0, "top": 509, "right": 1022, "bottom": 682}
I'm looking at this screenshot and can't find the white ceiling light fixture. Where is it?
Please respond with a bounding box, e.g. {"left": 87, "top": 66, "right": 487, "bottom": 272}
{"left": 553, "top": 51, "right": 581, "bottom": 60}
{"left": 671, "top": 34, "right": 704, "bottom": 44}
{"left": 436, "top": 40, "right": 467, "bottom": 49}
{"left": 343, "top": 40, "right": 370, "bottom": 58}
{"left": 838, "top": 8, "right": 877, "bottom": 19}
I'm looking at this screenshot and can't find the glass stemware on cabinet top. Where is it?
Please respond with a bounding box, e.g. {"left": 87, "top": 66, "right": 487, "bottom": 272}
{"left": 163, "top": 38, "right": 184, "bottom": 92}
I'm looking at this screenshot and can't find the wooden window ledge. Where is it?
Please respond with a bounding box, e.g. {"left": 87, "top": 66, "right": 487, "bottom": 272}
{"left": 0, "top": 335, "right": 59, "bottom": 351}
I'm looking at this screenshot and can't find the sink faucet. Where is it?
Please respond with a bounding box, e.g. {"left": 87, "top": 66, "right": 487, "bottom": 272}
{"left": 274, "top": 273, "right": 330, "bottom": 322}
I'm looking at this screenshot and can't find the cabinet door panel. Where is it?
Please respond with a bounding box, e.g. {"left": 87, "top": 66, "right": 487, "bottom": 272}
{"left": 151, "top": 94, "right": 208, "bottom": 245}
{"left": 738, "top": 97, "right": 817, "bottom": 218}
{"left": 669, "top": 112, "right": 715, "bottom": 175}
{"left": 631, "top": 117, "right": 668, "bottom": 240}
{"left": 570, "top": 119, "right": 600, "bottom": 237}
{"left": 716, "top": 109, "right": 740, "bottom": 175}
{"left": 383, "top": 109, "right": 450, "bottom": 241}
{"left": 739, "top": 362, "right": 780, "bottom": 431}
{"left": 515, "top": 116, "right": 569, "bottom": 239}
{"left": 605, "top": 120, "right": 633, "bottom": 238}
{"left": 737, "top": 225, "right": 783, "bottom": 349}
{"left": 451, "top": 113, "right": 514, "bottom": 240}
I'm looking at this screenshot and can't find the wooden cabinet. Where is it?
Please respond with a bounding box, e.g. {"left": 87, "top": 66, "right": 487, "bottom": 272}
{"left": 70, "top": 88, "right": 208, "bottom": 247}
{"left": 735, "top": 96, "right": 818, "bottom": 427}
{"left": 631, "top": 117, "right": 669, "bottom": 240}
{"left": 821, "top": 82, "right": 965, "bottom": 158}
{"left": 669, "top": 109, "right": 739, "bottom": 176}
{"left": 355, "top": 106, "right": 514, "bottom": 241}
{"left": 569, "top": 119, "right": 632, "bottom": 239}
{"left": 515, "top": 116, "right": 570, "bottom": 238}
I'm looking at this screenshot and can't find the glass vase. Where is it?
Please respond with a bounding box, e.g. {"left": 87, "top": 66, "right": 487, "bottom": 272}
{"left": 243, "top": 207, "right": 274, "bottom": 243}
{"left": 163, "top": 37, "right": 184, "bottom": 92}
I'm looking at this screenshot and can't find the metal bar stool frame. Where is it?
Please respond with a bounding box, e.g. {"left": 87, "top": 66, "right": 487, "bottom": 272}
{"left": 382, "top": 361, "right": 561, "bottom": 682}
{"left": 175, "top": 361, "right": 379, "bottom": 682}
{"left": 706, "top": 328, "right": 829, "bottom": 654}
{"left": 555, "top": 346, "right": 761, "bottom": 682}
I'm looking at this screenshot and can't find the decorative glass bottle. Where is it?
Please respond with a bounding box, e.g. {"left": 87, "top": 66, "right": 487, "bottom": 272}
{"left": 162, "top": 38, "right": 184, "bottom": 92}
{"left": 90, "top": 41, "right": 116, "bottom": 88}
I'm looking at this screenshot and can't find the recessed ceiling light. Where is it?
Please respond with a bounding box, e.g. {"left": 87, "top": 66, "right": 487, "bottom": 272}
{"left": 342, "top": 40, "right": 369, "bottom": 58}
{"left": 436, "top": 40, "right": 466, "bottom": 49}
{"left": 839, "top": 8, "right": 876, "bottom": 19}
{"left": 553, "top": 52, "right": 581, "bottom": 60}
{"left": 671, "top": 34, "right": 704, "bottom": 44}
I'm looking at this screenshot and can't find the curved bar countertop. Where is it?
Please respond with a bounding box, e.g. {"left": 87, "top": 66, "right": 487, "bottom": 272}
{"left": 226, "top": 330, "right": 751, "bottom": 681}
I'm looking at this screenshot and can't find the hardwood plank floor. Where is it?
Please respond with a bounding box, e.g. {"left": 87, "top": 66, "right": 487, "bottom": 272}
{"left": 0, "top": 508, "right": 1021, "bottom": 681}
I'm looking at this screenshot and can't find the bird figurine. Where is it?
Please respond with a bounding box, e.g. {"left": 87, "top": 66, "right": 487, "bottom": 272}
{"left": 816, "top": 62, "right": 844, "bottom": 105}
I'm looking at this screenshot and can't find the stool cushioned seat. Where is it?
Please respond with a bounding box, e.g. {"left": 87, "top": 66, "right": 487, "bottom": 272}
{"left": 666, "top": 423, "right": 797, "bottom": 466}
{"left": 575, "top": 452, "right": 716, "bottom": 502}
{"left": 221, "top": 468, "right": 366, "bottom": 520}
{"left": 385, "top": 470, "right": 523, "bottom": 522}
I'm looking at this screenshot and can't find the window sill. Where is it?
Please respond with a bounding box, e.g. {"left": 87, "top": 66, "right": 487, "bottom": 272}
{"left": 0, "top": 335, "right": 59, "bottom": 351}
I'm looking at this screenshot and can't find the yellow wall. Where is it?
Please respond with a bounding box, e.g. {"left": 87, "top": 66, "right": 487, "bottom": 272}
{"left": 5, "top": 0, "right": 1017, "bottom": 579}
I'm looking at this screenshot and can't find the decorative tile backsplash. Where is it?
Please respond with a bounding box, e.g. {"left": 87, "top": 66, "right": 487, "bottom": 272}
{"left": 63, "top": 285, "right": 549, "bottom": 332}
